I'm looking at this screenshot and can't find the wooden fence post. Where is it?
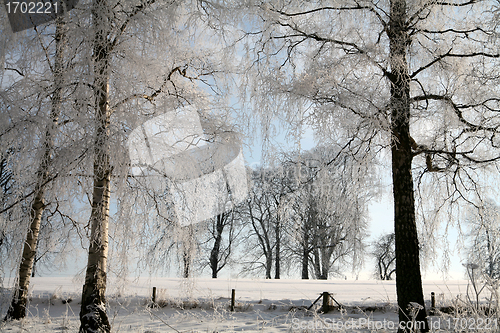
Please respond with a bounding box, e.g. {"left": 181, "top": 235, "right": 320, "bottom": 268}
{"left": 231, "top": 289, "right": 235, "bottom": 312}
{"left": 322, "top": 292, "right": 330, "bottom": 313}
{"left": 430, "top": 292, "right": 435, "bottom": 315}
{"left": 152, "top": 287, "right": 157, "bottom": 304}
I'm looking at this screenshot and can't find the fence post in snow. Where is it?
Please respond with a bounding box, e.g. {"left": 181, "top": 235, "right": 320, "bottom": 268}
{"left": 152, "top": 287, "right": 157, "bottom": 304}
{"left": 322, "top": 292, "right": 330, "bottom": 313}
{"left": 231, "top": 289, "right": 236, "bottom": 312}
{"left": 430, "top": 292, "right": 435, "bottom": 315}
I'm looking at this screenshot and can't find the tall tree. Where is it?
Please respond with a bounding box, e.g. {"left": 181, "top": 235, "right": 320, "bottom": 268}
{"left": 80, "top": 0, "right": 186, "bottom": 328}
{"left": 77, "top": 0, "right": 231, "bottom": 329}
{"left": 79, "top": 0, "right": 113, "bottom": 330}
{"left": 3, "top": 14, "right": 69, "bottom": 320}
{"left": 226, "top": 0, "right": 500, "bottom": 329}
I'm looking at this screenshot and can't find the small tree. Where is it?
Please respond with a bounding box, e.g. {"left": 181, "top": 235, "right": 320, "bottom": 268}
{"left": 204, "top": 210, "right": 241, "bottom": 278}
{"left": 239, "top": 165, "right": 295, "bottom": 279}
{"left": 465, "top": 200, "right": 500, "bottom": 281}
{"left": 372, "top": 233, "right": 396, "bottom": 280}
{"left": 241, "top": 168, "right": 277, "bottom": 279}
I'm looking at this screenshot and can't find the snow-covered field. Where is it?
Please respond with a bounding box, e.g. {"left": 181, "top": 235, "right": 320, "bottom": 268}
{"left": 0, "top": 277, "right": 482, "bottom": 332}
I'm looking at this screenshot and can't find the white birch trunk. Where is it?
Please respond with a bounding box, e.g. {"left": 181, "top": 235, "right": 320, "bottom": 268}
{"left": 79, "top": 1, "right": 112, "bottom": 331}
{"left": 6, "top": 15, "right": 66, "bottom": 321}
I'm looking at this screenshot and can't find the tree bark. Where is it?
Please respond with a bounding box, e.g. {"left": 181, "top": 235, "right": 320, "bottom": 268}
{"left": 389, "top": 0, "right": 428, "bottom": 331}
{"left": 301, "top": 252, "right": 309, "bottom": 279}
{"left": 6, "top": 192, "right": 45, "bottom": 320}
{"left": 183, "top": 251, "right": 190, "bottom": 278}
{"left": 210, "top": 213, "right": 225, "bottom": 278}
{"left": 182, "top": 224, "right": 195, "bottom": 279}
{"left": 320, "top": 245, "right": 329, "bottom": 280}
{"left": 274, "top": 222, "right": 280, "bottom": 279}
{"left": 313, "top": 248, "right": 321, "bottom": 279}
{"left": 5, "top": 15, "right": 66, "bottom": 321}
{"left": 301, "top": 226, "right": 309, "bottom": 279}
{"left": 265, "top": 255, "right": 272, "bottom": 279}
{"left": 79, "top": 1, "right": 112, "bottom": 331}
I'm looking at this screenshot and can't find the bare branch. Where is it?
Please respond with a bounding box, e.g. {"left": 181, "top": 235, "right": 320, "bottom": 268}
{"left": 409, "top": 0, "right": 481, "bottom": 25}
{"left": 418, "top": 27, "right": 492, "bottom": 35}
{"left": 410, "top": 48, "right": 452, "bottom": 78}
{"left": 410, "top": 48, "right": 500, "bottom": 79}
{"left": 110, "top": 0, "right": 162, "bottom": 52}
{"left": 111, "top": 65, "right": 184, "bottom": 109}
{"left": 0, "top": 148, "right": 89, "bottom": 215}
{"left": 4, "top": 67, "right": 25, "bottom": 77}
{"left": 412, "top": 94, "right": 500, "bottom": 133}
{"left": 274, "top": 21, "right": 391, "bottom": 78}
{"left": 433, "top": 0, "right": 481, "bottom": 6}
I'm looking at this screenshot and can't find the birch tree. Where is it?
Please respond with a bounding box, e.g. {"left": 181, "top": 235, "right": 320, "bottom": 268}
{"left": 9, "top": 18, "right": 66, "bottom": 320}
{"left": 77, "top": 1, "right": 231, "bottom": 330}
{"left": 2, "top": 0, "right": 229, "bottom": 327}
{"left": 0, "top": 7, "right": 87, "bottom": 319}
{"left": 78, "top": 1, "right": 114, "bottom": 329}
{"left": 224, "top": 0, "right": 500, "bottom": 329}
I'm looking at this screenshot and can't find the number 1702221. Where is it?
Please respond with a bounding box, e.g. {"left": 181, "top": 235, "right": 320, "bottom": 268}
{"left": 5, "top": 2, "right": 59, "bottom": 15}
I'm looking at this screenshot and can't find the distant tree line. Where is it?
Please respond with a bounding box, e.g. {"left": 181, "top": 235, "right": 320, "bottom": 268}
{"left": 182, "top": 146, "right": 373, "bottom": 280}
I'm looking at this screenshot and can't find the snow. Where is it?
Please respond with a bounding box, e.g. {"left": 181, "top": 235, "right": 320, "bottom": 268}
{"left": 0, "top": 278, "right": 476, "bottom": 332}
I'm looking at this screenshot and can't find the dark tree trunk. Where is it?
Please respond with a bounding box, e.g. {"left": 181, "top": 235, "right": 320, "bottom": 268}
{"left": 183, "top": 251, "right": 190, "bottom": 278}
{"left": 274, "top": 223, "right": 280, "bottom": 279}
{"left": 182, "top": 225, "right": 195, "bottom": 279}
{"left": 210, "top": 214, "right": 225, "bottom": 278}
{"left": 320, "top": 248, "right": 329, "bottom": 280}
{"left": 301, "top": 253, "right": 309, "bottom": 279}
{"left": 319, "top": 264, "right": 327, "bottom": 280}
{"left": 265, "top": 254, "right": 272, "bottom": 279}
{"left": 486, "top": 230, "right": 494, "bottom": 278}
{"left": 301, "top": 230, "right": 309, "bottom": 279}
{"left": 313, "top": 248, "right": 321, "bottom": 279}
{"left": 389, "top": 0, "right": 428, "bottom": 331}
